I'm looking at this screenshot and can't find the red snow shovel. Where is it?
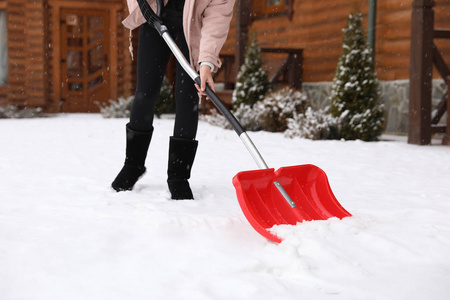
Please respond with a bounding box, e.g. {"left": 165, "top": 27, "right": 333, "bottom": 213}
{"left": 137, "top": 0, "right": 351, "bottom": 243}
{"left": 233, "top": 165, "right": 351, "bottom": 242}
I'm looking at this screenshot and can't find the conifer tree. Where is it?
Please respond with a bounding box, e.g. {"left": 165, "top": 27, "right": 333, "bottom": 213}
{"left": 329, "top": 12, "right": 384, "bottom": 141}
{"left": 232, "top": 32, "right": 271, "bottom": 110}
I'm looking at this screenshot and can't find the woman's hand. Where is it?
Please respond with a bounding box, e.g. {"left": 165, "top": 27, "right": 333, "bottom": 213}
{"left": 195, "top": 64, "right": 215, "bottom": 99}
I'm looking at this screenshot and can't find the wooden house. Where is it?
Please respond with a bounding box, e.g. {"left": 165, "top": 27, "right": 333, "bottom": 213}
{"left": 0, "top": 0, "right": 135, "bottom": 112}
{"left": 221, "top": 0, "right": 450, "bottom": 82}
{"left": 218, "top": 0, "right": 450, "bottom": 144}
{"left": 0, "top": 0, "right": 449, "bottom": 136}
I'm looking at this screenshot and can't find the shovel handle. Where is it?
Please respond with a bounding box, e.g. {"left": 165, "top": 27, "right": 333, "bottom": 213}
{"left": 137, "top": 0, "right": 296, "bottom": 209}
{"left": 135, "top": 1, "right": 245, "bottom": 134}
{"left": 194, "top": 79, "right": 244, "bottom": 136}
{"left": 197, "top": 78, "right": 270, "bottom": 170}
{"left": 162, "top": 33, "right": 296, "bottom": 208}
{"left": 136, "top": 0, "right": 269, "bottom": 169}
{"left": 158, "top": 30, "right": 270, "bottom": 169}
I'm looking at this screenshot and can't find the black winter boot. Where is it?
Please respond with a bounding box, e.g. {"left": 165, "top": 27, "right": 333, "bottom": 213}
{"left": 111, "top": 123, "right": 153, "bottom": 192}
{"left": 167, "top": 136, "right": 198, "bottom": 200}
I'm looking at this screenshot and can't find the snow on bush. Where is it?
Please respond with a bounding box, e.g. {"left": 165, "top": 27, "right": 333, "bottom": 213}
{"left": 200, "top": 109, "right": 231, "bottom": 129}
{"left": 0, "top": 105, "right": 42, "bottom": 119}
{"left": 285, "top": 107, "right": 340, "bottom": 140}
{"left": 203, "top": 87, "right": 312, "bottom": 133}
{"left": 255, "top": 87, "right": 310, "bottom": 132}
{"left": 97, "top": 96, "right": 133, "bottom": 118}
{"left": 200, "top": 103, "right": 262, "bottom": 131}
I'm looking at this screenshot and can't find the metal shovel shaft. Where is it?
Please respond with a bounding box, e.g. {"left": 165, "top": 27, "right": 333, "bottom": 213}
{"left": 136, "top": 0, "right": 267, "bottom": 171}
{"left": 160, "top": 30, "right": 296, "bottom": 208}
{"left": 133, "top": 0, "right": 298, "bottom": 209}
{"left": 160, "top": 31, "right": 263, "bottom": 162}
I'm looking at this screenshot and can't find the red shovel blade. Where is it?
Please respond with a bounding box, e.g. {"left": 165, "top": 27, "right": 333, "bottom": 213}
{"left": 232, "top": 164, "right": 351, "bottom": 243}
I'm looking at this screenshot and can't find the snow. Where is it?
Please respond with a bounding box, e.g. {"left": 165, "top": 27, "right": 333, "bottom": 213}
{"left": 1, "top": 113, "right": 450, "bottom": 300}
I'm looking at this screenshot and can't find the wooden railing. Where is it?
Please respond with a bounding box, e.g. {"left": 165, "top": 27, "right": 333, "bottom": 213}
{"left": 213, "top": 47, "right": 303, "bottom": 92}
{"left": 200, "top": 47, "right": 303, "bottom": 114}
{"left": 409, "top": 0, "right": 450, "bottom": 145}
{"left": 431, "top": 29, "right": 450, "bottom": 145}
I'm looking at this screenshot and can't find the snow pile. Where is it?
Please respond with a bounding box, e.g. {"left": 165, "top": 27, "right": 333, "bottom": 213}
{"left": 1, "top": 114, "right": 450, "bottom": 300}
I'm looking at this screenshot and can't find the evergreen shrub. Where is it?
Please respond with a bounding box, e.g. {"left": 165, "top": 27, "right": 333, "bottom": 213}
{"left": 232, "top": 32, "right": 271, "bottom": 110}
{"left": 329, "top": 11, "right": 384, "bottom": 141}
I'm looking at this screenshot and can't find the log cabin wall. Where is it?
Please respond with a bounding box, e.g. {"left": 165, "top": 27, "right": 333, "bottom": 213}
{"left": 0, "top": 0, "right": 136, "bottom": 112}
{"left": 1, "top": 0, "right": 449, "bottom": 113}
{"left": 0, "top": 0, "right": 48, "bottom": 107}
{"left": 222, "top": 0, "right": 450, "bottom": 83}
{"left": 432, "top": 0, "right": 450, "bottom": 80}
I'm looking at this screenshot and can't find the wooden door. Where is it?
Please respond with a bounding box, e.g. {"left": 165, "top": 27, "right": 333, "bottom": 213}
{"left": 60, "top": 9, "right": 110, "bottom": 112}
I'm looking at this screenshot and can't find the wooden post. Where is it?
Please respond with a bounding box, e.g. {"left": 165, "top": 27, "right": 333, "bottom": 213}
{"left": 235, "top": 0, "right": 250, "bottom": 74}
{"left": 408, "top": 0, "right": 435, "bottom": 145}
{"left": 288, "top": 50, "right": 303, "bottom": 90}
{"left": 444, "top": 76, "right": 450, "bottom": 145}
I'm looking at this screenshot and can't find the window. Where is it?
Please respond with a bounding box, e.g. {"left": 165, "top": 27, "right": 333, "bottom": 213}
{"left": 267, "top": 0, "right": 285, "bottom": 9}
{"left": 0, "top": 10, "right": 7, "bottom": 85}
{"left": 252, "top": 0, "right": 292, "bottom": 19}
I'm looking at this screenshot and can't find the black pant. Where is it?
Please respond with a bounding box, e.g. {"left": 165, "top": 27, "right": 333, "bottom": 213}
{"left": 129, "top": 4, "right": 198, "bottom": 139}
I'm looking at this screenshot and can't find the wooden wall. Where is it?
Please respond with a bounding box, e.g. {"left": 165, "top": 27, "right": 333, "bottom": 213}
{"left": 1, "top": 0, "right": 48, "bottom": 107}
{"left": 222, "top": 0, "right": 450, "bottom": 82}
{"left": 1, "top": 0, "right": 449, "bottom": 110}
{"left": 377, "top": 0, "right": 449, "bottom": 80}
{"left": 433, "top": 0, "right": 450, "bottom": 79}
{"left": 0, "top": 0, "right": 134, "bottom": 111}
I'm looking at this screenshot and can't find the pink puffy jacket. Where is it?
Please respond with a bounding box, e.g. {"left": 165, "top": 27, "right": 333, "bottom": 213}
{"left": 122, "top": 0, "right": 235, "bottom": 71}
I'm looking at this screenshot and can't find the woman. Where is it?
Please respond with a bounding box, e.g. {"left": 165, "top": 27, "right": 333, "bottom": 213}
{"left": 112, "top": 0, "right": 235, "bottom": 199}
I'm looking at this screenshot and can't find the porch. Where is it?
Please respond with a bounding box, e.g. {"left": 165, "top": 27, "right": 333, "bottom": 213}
{"left": 201, "top": 47, "right": 303, "bottom": 114}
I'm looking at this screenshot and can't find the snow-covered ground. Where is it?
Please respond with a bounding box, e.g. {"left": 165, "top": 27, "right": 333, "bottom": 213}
{"left": 1, "top": 113, "right": 449, "bottom": 300}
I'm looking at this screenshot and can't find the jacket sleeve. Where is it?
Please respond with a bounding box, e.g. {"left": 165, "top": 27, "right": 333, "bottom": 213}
{"left": 198, "top": 0, "right": 235, "bottom": 71}
{"left": 122, "top": 0, "right": 160, "bottom": 31}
